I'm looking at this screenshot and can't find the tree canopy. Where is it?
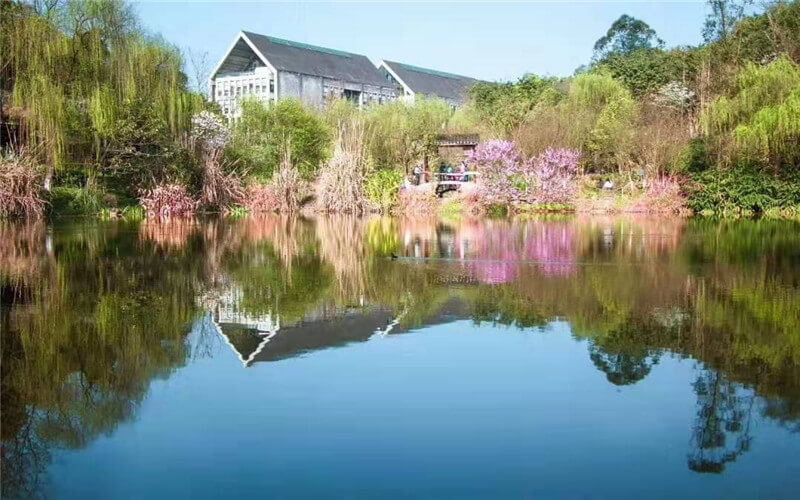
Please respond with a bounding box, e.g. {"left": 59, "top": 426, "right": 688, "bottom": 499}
{"left": 593, "top": 14, "right": 664, "bottom": 60}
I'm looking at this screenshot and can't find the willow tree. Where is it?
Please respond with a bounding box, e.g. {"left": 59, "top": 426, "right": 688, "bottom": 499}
{"left": 1, "top": 0, "right": 202, "bottom": 190}
{"left": 702, "top": 56, "right": 800, "bottom": 168}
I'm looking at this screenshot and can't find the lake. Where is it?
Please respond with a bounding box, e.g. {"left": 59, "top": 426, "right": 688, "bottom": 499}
{"left": 2, "top": 215, "right": 799, "bottom": 498}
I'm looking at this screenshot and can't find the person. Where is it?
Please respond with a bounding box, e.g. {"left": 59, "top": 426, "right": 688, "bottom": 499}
{"left": 412, "top": 164, "right": 422, "bottom": 185}
{"left": 459, "top": 160, "right": 468, "bottom": 182}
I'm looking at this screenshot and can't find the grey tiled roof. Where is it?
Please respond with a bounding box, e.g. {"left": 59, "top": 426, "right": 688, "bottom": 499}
{"left": 383, "top": 60, "right": 480, "bottom": 102}
{"left": 243, "top": 31, "right": 392, "bottom": 87}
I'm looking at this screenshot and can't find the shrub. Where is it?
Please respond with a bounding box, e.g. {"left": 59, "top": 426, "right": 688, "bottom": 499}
{"left": 229, "top": 98, "right": 332, "bottom": 180}
{"left": 272, "top": 145, "right": 301, "bottom": 213}
{"left": 632, "top": 102, "right": 693, "bottom": 176}
{"left": 241, "top": 184, "right": 280, "bottom": 213}
{"left": 507, "top": 73, "right": 638, "bottom": 174}
{"left": 49, "top": 186, "right": 107, "bottom": 216}
{"left": 530, "top": 148, "right": 581, "bottom": 205}
{"left": 394, "top": 186, "right": 440, "bottom": 215}
{"left": 572, "top": 72, "right": 638, "bottom": 172}
{"left": 686, "top": 167, "right": 800, "bottom": 214}
{"left": 191, "top": 111, "right": 231, "bottom": 151}
{"left": 317, "top": 117, "right": 368, "bottom": 214}
{"left": 364, "top": 169, "right": 405, "bottom": 211}
{"left": 631, "top": 175, "right": 687, "bottom": 213}
{"left": 139, "top": 183, "right": 198, "bottom": 217}
{"left": 468, "top": 75, "right": 564, "bottom": 134}
{"left": 0, "top": 154, "right": 45, "bottom": 218}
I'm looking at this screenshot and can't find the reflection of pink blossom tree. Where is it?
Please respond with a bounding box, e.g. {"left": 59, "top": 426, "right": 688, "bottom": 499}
{"left": 460, "top": 220, "right": 576, "bottom": 283}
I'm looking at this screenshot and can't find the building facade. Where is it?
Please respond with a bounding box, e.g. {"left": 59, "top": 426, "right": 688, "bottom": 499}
{"left": 209, "top": 31, "right": 400, "bottom": 119}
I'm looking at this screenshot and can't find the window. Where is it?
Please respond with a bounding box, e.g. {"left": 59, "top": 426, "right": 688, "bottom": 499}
{"left": 255, "top": 85, "right": 261, "bottom": 93}
{"left": 270, "top": 80, "right": 275, "bottom": 93}
{"left": 343, "top": 89, "right": 361, "bottom": 104}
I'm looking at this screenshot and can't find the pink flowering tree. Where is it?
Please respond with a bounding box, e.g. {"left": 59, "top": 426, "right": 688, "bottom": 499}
{"left": 467, "top": 140, "right": 526, "bottom": 205}
{"left": 529, "top": 148, "right": 581, "bottom": 205}
{"left": 468, "top": 141, "right": 580, "bottom": 207}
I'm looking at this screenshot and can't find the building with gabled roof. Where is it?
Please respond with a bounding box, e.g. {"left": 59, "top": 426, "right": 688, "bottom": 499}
{"left": 209, "top": 31, "right": 400, "bottom": 118}
{"left": 378, "top": 60, "right": 481, "bottom": 106}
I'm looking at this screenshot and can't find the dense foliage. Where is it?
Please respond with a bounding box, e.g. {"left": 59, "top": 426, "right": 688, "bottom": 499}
{"left": 462, "top": 0, "right": 800, "bottom": 215}
{"left": 3, "top": 0, "right": 800, "bottom": 218}
{"left": 228, "top": 98, "right": 332, "bottom": 180}
{"left": 0, "top": 0, "right": 204, "bottom": 206}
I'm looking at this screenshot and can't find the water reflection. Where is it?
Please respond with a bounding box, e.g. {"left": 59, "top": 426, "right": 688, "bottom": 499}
{"left": 2, "top": 215, "right": 800, "bottom": 496}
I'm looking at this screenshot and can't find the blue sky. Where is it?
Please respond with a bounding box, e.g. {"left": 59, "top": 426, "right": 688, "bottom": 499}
{"left": 135, "top": 1, "right": 709, "bottom": 83}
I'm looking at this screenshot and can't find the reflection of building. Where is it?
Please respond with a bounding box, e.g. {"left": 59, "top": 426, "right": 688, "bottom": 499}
{"left": 210, "top": 31, "right": 400, "bottom": 118}
{"left": 210, "top": 290, "right": 470, "bottom": 367}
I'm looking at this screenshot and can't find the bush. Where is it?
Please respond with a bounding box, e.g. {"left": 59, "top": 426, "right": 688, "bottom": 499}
{"left": 364, "top": 169, "right": 405, "bottom": 212}
{"left": 394, "top": 186, "right": 440, "bottom": 215}
{"left": 686, "top": 167, "right": 800, "bottom": 214}
{"left": 317, "top": 116, "right": 368, "bottom": 214}
{"left": 631, "top": 175, "right": 687, "bottom": 213}
{"left": 468, "top": 75, "right": 564, "bottom": 134}
{"left": 49, "top": 186, "right": 108, "bottom": 216}
{"left": 229, "top": 98, "right": 332, "bottom": 180}
{"left": 467, "top": 140, "right": 526, "bottom": 205}
{"left": 241, "top": 184, "right": 280, "bottom": 213}
{"left": 139, "top": 183, "right": 198, "bottom": 217}
{"left": 508, "top": 72, "right": 638, "bottom": 174}
{"left": 0, "top": 154, "right": 45, "bottom": 218}
{"left": 596, "top": 48, "right": 694, "bottom": 97}
{"left": 530, "top": 148, "right": 581, "bottom": 205}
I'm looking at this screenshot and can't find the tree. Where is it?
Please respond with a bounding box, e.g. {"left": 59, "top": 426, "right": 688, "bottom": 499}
{"left": 187, "top": 47, "right": 211, "bottom": 96}
{"left": 702, "top": 0, "right": 754, "bottom": 43}
{"left": 593, "top": 14, "right": 664, "bottom": 61}
{"left": 229, "top": 98, "right": 332, "bottom": 180}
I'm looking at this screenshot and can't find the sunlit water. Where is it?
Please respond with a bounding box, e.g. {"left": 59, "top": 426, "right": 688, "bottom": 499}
{"left": 2, "top": 215, "right": 799, "bottom": 498}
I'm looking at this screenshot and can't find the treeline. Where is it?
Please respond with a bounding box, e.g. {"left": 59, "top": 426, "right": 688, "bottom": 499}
{"left": 2, "top": 0, "right": 800, "bottom": 218}
{"left": 464, "top": 0, "right": 800, "bottom": 215}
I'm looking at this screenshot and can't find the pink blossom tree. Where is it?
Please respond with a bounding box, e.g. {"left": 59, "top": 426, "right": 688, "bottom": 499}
{"left": 468, "top": 141, "right": 580, "bottom": 207}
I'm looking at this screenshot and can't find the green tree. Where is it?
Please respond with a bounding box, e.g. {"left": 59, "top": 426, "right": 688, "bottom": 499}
{"left": 593, "top": 14, "right": 664, "bottom": 61}
{"left": 364, "top": 98, "right": 451, "bottom": 173}
{"left": 702, "top": 0, "right": 753, "bottom": 43}
{"left": 229, "top": 98, "right": 332, "bottom": 180}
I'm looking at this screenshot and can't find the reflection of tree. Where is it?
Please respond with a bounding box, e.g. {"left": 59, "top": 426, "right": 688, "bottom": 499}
{"left": 762, "top": 396, "right": 800, "bottom": 433}
{"left": 2, "top": 221, "right": 201, "bottom": 496}
{"left": 688, "top": 370, "right": 755, "bottom": 473}
{"left": 588, "top": 344, "right": 658, "bottom": 386}
{"left": 4, "top": 213, "right": 800, "bottom": 493}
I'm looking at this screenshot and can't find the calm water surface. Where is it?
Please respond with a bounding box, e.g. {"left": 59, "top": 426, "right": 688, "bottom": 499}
{"left": 2, "top": 215, "right": 799, "bottom": 498}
